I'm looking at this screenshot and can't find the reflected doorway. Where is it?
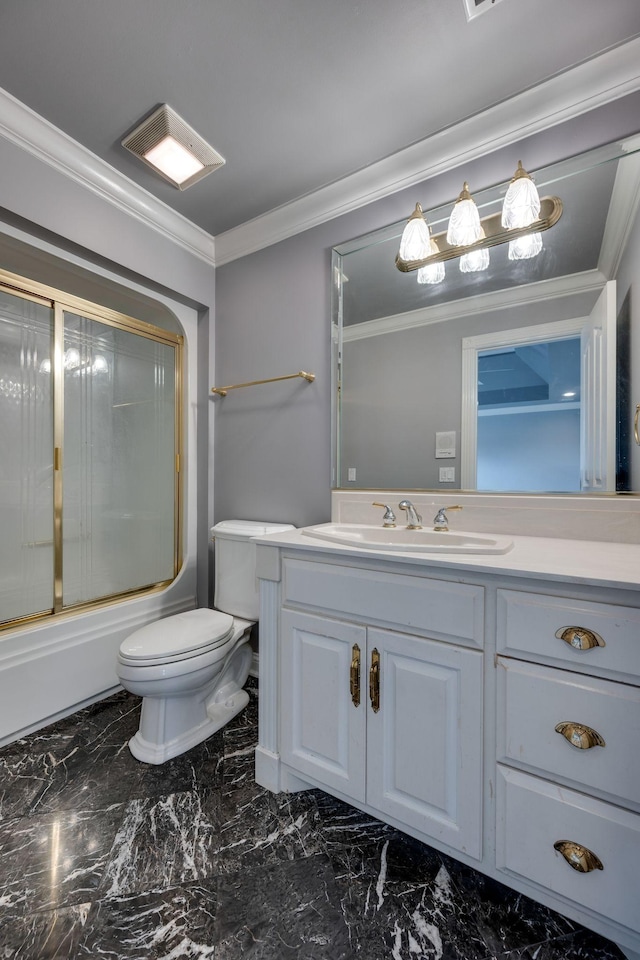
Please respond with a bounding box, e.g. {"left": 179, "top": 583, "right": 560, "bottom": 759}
{"left": 476, "top": 339, "right": 581, "bottom": 491}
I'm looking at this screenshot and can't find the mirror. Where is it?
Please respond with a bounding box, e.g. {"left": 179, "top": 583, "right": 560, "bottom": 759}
{"left": 333, "top": 136, "right": 640, "bottom": 494}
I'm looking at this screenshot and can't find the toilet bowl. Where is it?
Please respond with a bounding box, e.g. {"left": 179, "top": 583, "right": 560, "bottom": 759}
{"left": 117, "top": 519, "right": 294, "bottom": 764}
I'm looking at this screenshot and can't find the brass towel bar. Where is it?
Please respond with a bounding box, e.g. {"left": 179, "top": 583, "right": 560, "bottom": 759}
{"left": 211, "top": 370, "right": 315, "bottom": 397}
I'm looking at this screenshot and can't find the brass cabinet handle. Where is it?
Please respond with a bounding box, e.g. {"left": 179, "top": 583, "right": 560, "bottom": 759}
{"left": 555, "top": 721, "right": 605, "bottom": 750}
{"left": 369, "top": 648, "right": 380, "bottom": 713}
{"left": 554, "top": 840, "right": 603, "bottom": 873}
{"left": 350, "top": 644, "right": 361, "bottom": 707}
{"left": 555, "top": 626, "right": 605, "bottom": 651}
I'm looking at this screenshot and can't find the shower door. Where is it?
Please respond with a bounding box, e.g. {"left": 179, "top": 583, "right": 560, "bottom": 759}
{"left": 0, "top": 279, "right": 182, "bottom": 627}
{"left": 62, "top": 311, "right": 178, "bottom": 606}
{"left": 0, "top": 288, "right": 55, "bottom": 621}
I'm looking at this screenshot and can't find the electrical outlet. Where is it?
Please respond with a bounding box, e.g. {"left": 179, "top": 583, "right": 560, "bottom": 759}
{"left": 347, "top": 467, "right": 357, "bottom": 482}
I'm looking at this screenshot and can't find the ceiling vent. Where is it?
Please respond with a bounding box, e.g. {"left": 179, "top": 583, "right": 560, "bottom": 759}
{"left": 463, "top": 0, "right": 506, "bottom": 20}
{"left": 122, "top": 104, "right": 225, "bottom": 190}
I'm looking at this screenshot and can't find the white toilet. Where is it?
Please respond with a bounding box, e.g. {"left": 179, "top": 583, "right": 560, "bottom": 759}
{"left": 117, "top": 519, "right": 294, "bottom": 764}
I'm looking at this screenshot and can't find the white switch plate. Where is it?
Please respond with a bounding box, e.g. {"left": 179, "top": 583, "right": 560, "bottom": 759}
{"left": 435, "top": 431, "right": 456, "bottom": 459}
{"left": 439, "top": 467, "right": 456, "bottom": 483}
{"left": 347, "top": 467, "right": 357, "bottom": 482}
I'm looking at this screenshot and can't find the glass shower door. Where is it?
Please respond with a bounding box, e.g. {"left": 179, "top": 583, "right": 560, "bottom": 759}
{"left": 62, "top": 312, "right": 177, "bottom": 607}
{"left": 0, "top": 289, "right": 54, "bottom": 622}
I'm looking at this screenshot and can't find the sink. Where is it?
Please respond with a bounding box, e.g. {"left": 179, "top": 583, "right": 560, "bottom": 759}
{"left": 302, "top": 523, "right": 513, "bottom": 555}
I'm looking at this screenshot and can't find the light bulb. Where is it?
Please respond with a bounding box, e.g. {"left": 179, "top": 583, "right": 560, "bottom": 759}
{"left": 417, "top": 261, "right": 445, "bottom": 284}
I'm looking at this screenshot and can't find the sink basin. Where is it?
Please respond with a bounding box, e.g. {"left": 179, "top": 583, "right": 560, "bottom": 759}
{"left": 302, "top": 523, "right": 513, "bottom": 555}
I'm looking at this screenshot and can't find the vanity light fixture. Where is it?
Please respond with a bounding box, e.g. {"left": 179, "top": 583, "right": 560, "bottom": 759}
{"left": 396, "top": 160, "right": 562, "bottom": 278}
{"left": 122, "top": 104, "right": 225, "bottom": 190}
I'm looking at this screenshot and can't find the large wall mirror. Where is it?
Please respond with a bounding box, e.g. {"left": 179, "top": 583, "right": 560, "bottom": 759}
{"left": 332, "top": 135, "right": 640, "bottom": 495}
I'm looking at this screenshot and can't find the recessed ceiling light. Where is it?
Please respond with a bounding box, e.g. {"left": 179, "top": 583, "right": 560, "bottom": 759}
{"left": 122, "top": 104, "right": 225, "bottom": 190}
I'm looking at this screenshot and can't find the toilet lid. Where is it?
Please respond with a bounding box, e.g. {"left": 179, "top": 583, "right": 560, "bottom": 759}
{"left": 120, "top": 609, "right": 235, "bottom": 661}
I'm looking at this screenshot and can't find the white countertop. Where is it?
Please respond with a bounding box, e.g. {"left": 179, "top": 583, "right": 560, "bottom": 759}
{"left": 255, "top": 527, "right": 640, "bottom": 593}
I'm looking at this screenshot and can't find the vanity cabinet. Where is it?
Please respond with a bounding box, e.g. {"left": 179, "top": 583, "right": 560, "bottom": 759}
{"left": 279, "top": 608, "right": 483, "bottom": 857}
{"left": 255, "top": 543, "right": 640, "bottom": 960}
{"left": 495, "top": 588, "right": 640, "bottom": 954}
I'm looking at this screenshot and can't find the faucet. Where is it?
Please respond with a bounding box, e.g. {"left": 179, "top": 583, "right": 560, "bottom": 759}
{"left": 433, "top": 505, "right": 463, "bottom": 531}
{"left": 372, "top": 502, "right": 396, "bottom": 527}
{"left": 398, "top": 499, "right": 422, "bottom": 529}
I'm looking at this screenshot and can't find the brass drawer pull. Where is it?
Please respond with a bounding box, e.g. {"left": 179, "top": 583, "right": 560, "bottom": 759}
{"left": 555, "top": 721, "right": 605, "bottom": 750}
{"left": 555, "top": 626, "right": 605, "bottom": 651}
{"left": 369, "top": 648, "right": 380, "bottom": 713}
{"left": 350, "top": 644, "right": 361, "bottom": 707}
{"left": 554, "top": 840, "right": 603, "bottom": 873}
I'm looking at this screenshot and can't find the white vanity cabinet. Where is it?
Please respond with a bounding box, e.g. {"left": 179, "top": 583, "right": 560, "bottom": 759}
{"left": 259, "top": 553, "right": 485, "bottom": 859}
{"left": 495, "top": 588, "right": 640, "bottom": 957}
{"left": 255, "top": 540, "right": 640, "bottom": 960}
{"left": 279, "top": 608, "right": 484, "bottom": 857}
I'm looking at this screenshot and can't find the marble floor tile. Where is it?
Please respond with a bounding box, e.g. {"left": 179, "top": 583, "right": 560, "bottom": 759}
{"left": 76, "top": 882, "right": 218, "bottom": 959}
{"left": 0, "top": 804, "right": 126, "bottom": 913}
{"left": 215, "top": 855, "right": 354, "bottom": 959}
{"left": 0, "top": 901, "right": 90, "bottom": 959}
{"left": 0, "top": 688, "right": 628, "bottom": 960}
{"left": 99, "top": 790, "right": 220, "bottom": 899}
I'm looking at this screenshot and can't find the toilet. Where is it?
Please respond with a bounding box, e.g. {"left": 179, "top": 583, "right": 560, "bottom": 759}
{"left": 117, "top": 519, "right": 294, "bottom": 764}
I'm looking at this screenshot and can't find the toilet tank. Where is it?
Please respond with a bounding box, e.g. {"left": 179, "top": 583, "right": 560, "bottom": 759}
{"left": 211, "top": 520, "right": 295, "bottom": 619}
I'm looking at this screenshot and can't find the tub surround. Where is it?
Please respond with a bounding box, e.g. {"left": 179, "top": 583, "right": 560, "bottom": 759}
{"left": 254, "top": 507, "right": 640, "bottom": 960}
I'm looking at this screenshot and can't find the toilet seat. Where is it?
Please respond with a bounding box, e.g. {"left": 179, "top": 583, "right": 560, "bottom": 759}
{"left": 119, "top": 609, "right": 236, "bottom": 667}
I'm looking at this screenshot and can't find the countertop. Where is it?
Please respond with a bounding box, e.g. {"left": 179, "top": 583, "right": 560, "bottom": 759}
{"left": 255, "top": 527, "right": 640, "bottom": 594}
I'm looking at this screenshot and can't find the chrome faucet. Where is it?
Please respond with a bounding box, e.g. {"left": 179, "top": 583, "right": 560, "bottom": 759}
{"left": 398, "top": 499, "right": 422, "bottom": 529}
{"left": 372, "top": 502, "right": 397, "bottom": 527}
{"left": 433, "top": 505, "right": 463, "bottom": 531}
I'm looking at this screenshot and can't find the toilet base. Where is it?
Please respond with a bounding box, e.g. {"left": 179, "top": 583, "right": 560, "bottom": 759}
{"left": 127, "top": 641, "right": 253, "bottom": 764}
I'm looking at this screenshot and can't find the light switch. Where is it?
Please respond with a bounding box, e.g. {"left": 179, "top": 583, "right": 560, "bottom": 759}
{"left": 347, "top": 467, "right": 357, "bottom": 482}
{"left": 439, "top": 467, "right": 456, "bottom": 483}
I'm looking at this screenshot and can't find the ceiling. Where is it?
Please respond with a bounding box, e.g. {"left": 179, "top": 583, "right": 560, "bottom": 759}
{"left": 0, "top": 0, "right": 639, "bottom": 239}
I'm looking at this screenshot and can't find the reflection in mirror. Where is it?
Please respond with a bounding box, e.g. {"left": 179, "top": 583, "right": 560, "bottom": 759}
{"left": 333, "top": 136, "right": 640, "bottom": 494}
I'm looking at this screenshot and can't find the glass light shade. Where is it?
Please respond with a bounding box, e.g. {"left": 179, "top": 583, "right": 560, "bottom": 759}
{"left": 460, "top": 246, "right": 490, "bottom": 273}
{"left": 417, "top": 261, "right": 445, "bottom": 284}
{"left": 508, "top": 232, "right": 543, "bottom": 260}
{"left": 398, "top": 204, "right": 432, "bottom": 262}
{"left": 502, "top": 162, "right": 541, "bottom": 228}
{"left": 144, "top": 135, "right": 205, "bottom": 185}
{"left": 447, "top": 183, "right": 481, "bottom": 246}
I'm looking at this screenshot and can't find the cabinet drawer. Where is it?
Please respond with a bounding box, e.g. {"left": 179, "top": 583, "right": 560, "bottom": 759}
{"left": 497, "top": 589, "right": 640, "bottom": 682}
{"left": 496, "top": 766, "right": 640, "bottom": 935}
{"left": 283, "top": 558, "right": 484, "bottom": 647}
{"left": 496, "top": 658, "right": 640, "bottom": 808}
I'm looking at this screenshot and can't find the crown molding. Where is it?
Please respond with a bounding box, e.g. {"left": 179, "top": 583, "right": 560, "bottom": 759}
{"left": 342, "top": 270, "right": 607, "bottom": 342}
{"left": 215, "top": 37, "right": 640, "bottom": 266}
{"left": 0, "top": 37, "right": 639, "bottom": 270}
{"left": 0, "top": 86, "right": 216, "bottom": 267}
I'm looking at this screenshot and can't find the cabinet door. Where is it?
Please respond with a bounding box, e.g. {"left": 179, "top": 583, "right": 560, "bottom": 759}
{"left": 280, "top": 609, "right": 366, "bottom": 802}
{"left": 366, "top": 628, "right": 483, "bottom": 859}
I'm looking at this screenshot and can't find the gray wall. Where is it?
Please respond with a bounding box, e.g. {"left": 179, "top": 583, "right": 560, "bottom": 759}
{"left": 214, "top": 93, "right": 640, "bottom": 526}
